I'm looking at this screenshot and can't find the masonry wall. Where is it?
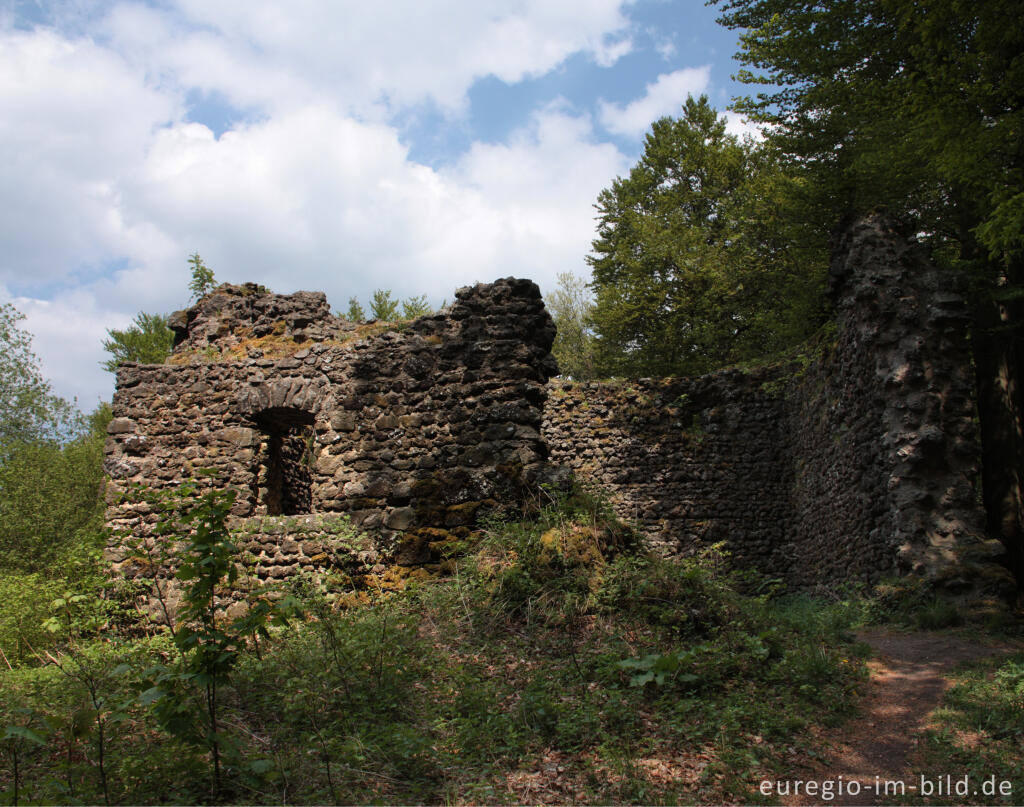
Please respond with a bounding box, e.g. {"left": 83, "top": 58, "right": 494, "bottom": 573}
{"left": 106, "top": 217, "right": 1016, "bottom": 600}
{"left": 105, "top": 277, "right": 557, "bottom": 585}
{"left": 542, "top": 218, "right": 1015, "bottom": 596}
{"left": 543, "top": 372, "right": 792, "bottom": 575}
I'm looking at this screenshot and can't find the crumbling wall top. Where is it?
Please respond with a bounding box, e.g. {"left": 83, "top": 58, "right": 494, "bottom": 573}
{"left": 167, "top": 282, "right": 355, "bottom": 355}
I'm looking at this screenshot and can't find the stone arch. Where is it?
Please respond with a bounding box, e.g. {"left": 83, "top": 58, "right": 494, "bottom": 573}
{"left": 251, "top": 406, "right": 316, "bottom": 516}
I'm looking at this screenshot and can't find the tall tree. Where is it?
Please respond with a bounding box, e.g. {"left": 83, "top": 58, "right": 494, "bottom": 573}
{"left": 588, "top": 95, "right": 824, "bottom": 377}
{"left": 0, "top": 305, "right": 105, "bottom": 574}
{"left": 101, "top": 312, "right": 174, "bottom": 372}
{"left": 546, "top": 272, "right": 598, "bottom": 381}
{"left": 715, "top": 0, "right": 1024, "bottom": 584}
{"left": 0, "top": 304, "right": 78, "bottom": 447}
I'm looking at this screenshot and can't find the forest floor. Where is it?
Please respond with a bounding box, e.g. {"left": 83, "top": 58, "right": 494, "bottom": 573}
{"left": 780, "top": 628, "right": 1023, "bottom": 806}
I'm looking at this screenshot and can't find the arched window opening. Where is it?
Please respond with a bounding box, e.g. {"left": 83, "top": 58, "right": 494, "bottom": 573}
{"left": 252, "top": 407, "right": 315, "bottom": 516}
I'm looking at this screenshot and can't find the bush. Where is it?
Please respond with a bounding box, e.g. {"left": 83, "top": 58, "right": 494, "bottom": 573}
{"left": 0, "top": 574, "right": 64, "bottom": 666}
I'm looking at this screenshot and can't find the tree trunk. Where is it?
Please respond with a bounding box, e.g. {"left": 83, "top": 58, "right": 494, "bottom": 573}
{"left": 973, "top": 261, "right": 1024, "bottom": 593}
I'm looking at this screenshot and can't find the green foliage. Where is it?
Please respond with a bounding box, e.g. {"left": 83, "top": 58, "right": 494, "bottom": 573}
{"left": 919, "top": 652, "right": 1024, "bottom": 804}
{"left": 587, "top": 96, "right": 825, "bottom": 377}
{"left": 368, "top": 289, "right": 399, "bottom": 321}
{"left": 187, "top": 253, "right": 217, "bottom": 301}
{"left": 1, "top": 704, "right": 48, "bottom": 807}
{"left": 0, "top": 304, "right": 80, "bottom": 448}
{"left": 715, "top": 0, "right": 1024, "bottom": 267}
{"left": 344, "top": 295, "right": 365, "bottom": 322}
{"left": 0, "top": 408, "right": 107, "bottom": 577}
{"left": 546, "top": 271, "right": 598, "bottom": 380}
{"left": 0, "top": 480, "right": 873, "bottom": 804}
{"left": 400, "top": 294, "right": 432, "bottom": 319}
{"left": 715, "top": 0, "right": 1024, "bottom": 576}
{"left": 0, "top": 575, "right": 65, "bottom": 666}
{"left": 129, "top": 476, "right": 296, "bottom": 800}
{"left": 861, "top": 577, "right": 966, "bottom": 629}
{"left": 347, "top": 291, "right": 433, "bottom": 323}
{"left": 100, "top": 312, "right": 174, "bottom": 372}
{"left": 616, "top": 647, "right": 704, "bottom": 688}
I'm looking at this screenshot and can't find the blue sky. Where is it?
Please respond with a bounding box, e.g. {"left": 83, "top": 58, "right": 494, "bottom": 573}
{"left": 0, "top": 0, "right": 756, "bottom": 407}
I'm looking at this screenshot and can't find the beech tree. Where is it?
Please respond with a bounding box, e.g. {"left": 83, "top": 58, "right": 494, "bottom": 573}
{"left": 715, "top": 0, "right": 1024, "bottom": 583}
{"left": 587, "top": 95, "right": 824, "bottom": 377}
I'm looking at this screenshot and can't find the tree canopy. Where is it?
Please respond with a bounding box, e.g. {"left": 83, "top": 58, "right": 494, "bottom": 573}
{"left": 0, "top": 304, "right": 107, "bottom": 575}
{"left": 101, "top": 312, "right": 175, "bottom": 372}
{"left": 715, "top": 0, "right": 1024, "bottom": 265}
{"left": 0, "top": 304, "right": 80, "bottom": 448}
{"left": 546, "top": 272, "right": 598, "bottom": 381}
{"left": 587, "top": 95, "right": 825, "bottom": 377}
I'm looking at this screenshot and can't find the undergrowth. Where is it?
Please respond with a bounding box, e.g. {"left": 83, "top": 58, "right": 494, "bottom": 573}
{"left": 914, "top": 652, "right": 1024, "bottom": 805}
{"left": 2, "top": 484, "right": 875, "bottom": 804}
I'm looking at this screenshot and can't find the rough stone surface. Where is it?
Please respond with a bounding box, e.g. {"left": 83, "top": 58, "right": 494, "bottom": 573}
{"left": 106, "top": 277, "right": 557, "bottom": 588}
{"left": 106, "top": 217, "right": 1015, "bottom": 602}
{"left": 543, "top": 372, "right": 791, "bottom": 571}
{"left": 542, "top": 217, "right": 1015, "bottom": 598}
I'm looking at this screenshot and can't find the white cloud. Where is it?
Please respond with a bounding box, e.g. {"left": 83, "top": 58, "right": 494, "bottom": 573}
{"left": 0, "top": 3, "right": 733, "bottom": 408}
{"left": 101, "top": 0, "right": 634, "bottom": 116}
{"left": 120, "top": 100, "right": 627, "bottom": 303}
{"left": 655, "top": 39, "right": 677, "bottom": 60}
{"left": 723, "top": 110, "right": 763, "bottom": 140}
{"left": 0, "top": 28, "right": 180, "bottom": 287}
{"left": 11, "top": 289, "right": 118, "bottom": 410}
{"left": 0, "top": 19, "right": 630, "bottom": 405}
{"left": 598, "top": 66, "right": 711, "bottom": 138}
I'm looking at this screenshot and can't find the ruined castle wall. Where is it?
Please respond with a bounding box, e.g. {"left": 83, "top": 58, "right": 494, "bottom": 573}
{"left": 106, "top": 218, "right": 1014, "bottom": 598}
{"left": 105, "top": 278, "right": 556, "bottom": 583}
{"left": 543, "top": 218, "right": 1013, "bottom": 594}
{"left": 542, "top": 372, "right": 793, "bottom": 576}
{"left": 794, "top": 219, "right": 1006, "bottom": 591}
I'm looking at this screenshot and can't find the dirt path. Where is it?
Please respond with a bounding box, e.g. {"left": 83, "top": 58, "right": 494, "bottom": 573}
{"left": 780, "top": 628, "right": 1018, "bottom": 806}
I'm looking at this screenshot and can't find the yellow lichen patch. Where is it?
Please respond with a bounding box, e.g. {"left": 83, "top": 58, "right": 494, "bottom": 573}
{"left": 363, "top": 564, "right": 437, "bottom": 593}
{"left": 539, "top": 525, "right": 606, "bottom": 570}
{"left": 167, "top": 318, "right": 419, "bottom": 364}
{"left": 333, "top": 590, "right": 373, "bottom": 610}
{"left": 169, "top": 331, "right": 315, "bottom": 363}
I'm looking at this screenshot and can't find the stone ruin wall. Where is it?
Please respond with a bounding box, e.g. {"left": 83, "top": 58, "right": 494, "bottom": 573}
{"left": 542, "top": 371, "right": 792, "bottom": 575}
{"left": 105, "top": 278, "right": 557, "bottom": 591}
{"left": 105, "top": 217, "right": 1017, "bottom": 599}
{"left": 542, "top": 218, "right": 1014, "bottom": 597}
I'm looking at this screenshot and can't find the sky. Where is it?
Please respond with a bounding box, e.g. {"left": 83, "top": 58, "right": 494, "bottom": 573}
{"left": 0, "top": 0, "right": 755, "bottom": 409}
